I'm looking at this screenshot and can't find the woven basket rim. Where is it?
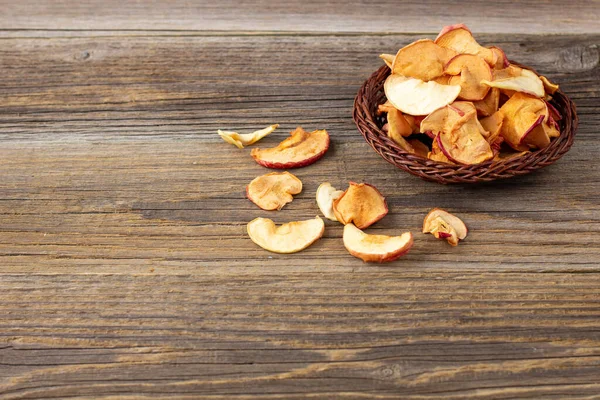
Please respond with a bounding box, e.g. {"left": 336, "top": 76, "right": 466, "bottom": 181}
{"left": 352, "top": 64, "right": 578, "bottom": 184}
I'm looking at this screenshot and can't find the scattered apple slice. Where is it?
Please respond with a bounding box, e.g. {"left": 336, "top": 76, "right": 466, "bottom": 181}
{"left": 473, "top": 87, "right": 500, "bottom": 117}
{"left": 251, "top": 127, "right": 329, "bottom": 169}
{"left": 540, "top": 76, "right": 559, "bottom": 94}
{"left": 423, "top": 208, "right": 468, "bottom": 246}
{"left": 435, "top": 24, "right": 496, "bottom": 66}
{"left": 481, "top": 66, "right": 545, "bottom": 98}
{"left": 499, "top": 92, "right": 550, "bottom": 150}
{"left": 333, "top": 182, "right": 388, "bottom": 229}
{"left": 247, "top": 216, "right": 324, "bottom": 254}
{"left": 316, "top": 182, "right": 344, "bottom": 221}
{"left": 444, "top": 54, "right": 492, "bottom": 101}
{"left": 391, "top": 39, "right": 457, "bottom": 81}
{"left": 343, "top": 223, "right": 413, "bottom": 263}
{"left": 384, "top": 74, "right": 461, "bottom": 116}
{"left": 246, "top": 171, "right": 302, "bottom": 211}
{"left": 379, "top": 53, "right": 394, "bottom": 68}
{"left": 218, "top": 124, "right": 279, "bottom": 149}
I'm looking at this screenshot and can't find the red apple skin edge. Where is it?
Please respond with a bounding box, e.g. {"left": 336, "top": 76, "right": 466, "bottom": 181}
{"left": 435, "top": 23, "right": 472, "bottom": 41}
{"left": 435, "top": 134, "right": 464, "bottom": 165}
{"left": 447, "top": 104, "right": 466, "bottom": 117}
{"left": 518, "top": 115, "right": 546, "bottom": 145}
{"left": 490, "top": 46, "right": 510, "bottom": 68}
{"left": 252, "top": 136, "right": 330, "bottom": 169}
{"left": 546, "top": 101, "right": 562, "bottom": 121}
{"left": 347, "top": 233, "right": 414, "bottom": 263}
{"left": 436, "top": 232, "right": 453, "bottom": 239}
{"left": 424, "top": 208, "right": 469, "bottom": 237}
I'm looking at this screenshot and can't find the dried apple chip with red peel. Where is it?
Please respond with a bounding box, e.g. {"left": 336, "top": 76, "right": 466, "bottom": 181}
{"left": 473, "top": 87, "right": 500, "bottom": 117}
{"left": 481, "top": 66, "right": 545, "bottom": 98}
{"left": 247, "top": 216, "right": 324, "bottom": 254}
{"left": 444, "top": 54, "right": 492, "bottom": 101}
{"left": 251, "top": 127, "right": 329, "bottom": 169}
{"left": 218, "top": 124, "right": 279, "bottom": 149}
{"left": 246, "top": 172, "right": 302, "bottom": 211}
{"left": 391, "top": 39, "right": 457, "bottom": 81}
{"left": 480, "top": 110, "right": 504, "bottom": 144}
{"left": 499, "top": 93, "right": 550, "bottom": 150}
{"left": 343, "top": 223, "right": 413, "bottom": 263}
{"left": 316, "top": 182, "right": 344, "bottom": 221}
{"left": 436, "top": 125, "right": 493, "bottom": 165}
{"left": 428, "top": 138, "right": 455, "bottom": 164}
{"left": 384, "top": 74, "right": 461, "bottom": 116}
{"left": 333, "top": 182, "right": 388, "bottom": 229}
{"left": 435, "top": 24, "right": 497, "bottom": 66}
{"left": 423, "top": 208, "right": 468, "bottom": 247}
{"left": 420, "top": 101, "right": 475, "bottom": 137}
{"left": 489, "top": 46, "right": 510, "bottom": 69}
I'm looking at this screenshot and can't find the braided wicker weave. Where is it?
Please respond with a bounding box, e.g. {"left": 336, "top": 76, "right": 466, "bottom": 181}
{"left": 353, "top": 65, "right": 578, "bottom": 184}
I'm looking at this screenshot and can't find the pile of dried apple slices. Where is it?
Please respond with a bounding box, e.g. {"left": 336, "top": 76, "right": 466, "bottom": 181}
{"left": 378, "top": 24, "right": 561, "bottom": 165}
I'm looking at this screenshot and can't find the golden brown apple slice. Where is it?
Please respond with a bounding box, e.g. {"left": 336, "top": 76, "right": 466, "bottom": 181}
{"left": 428, "top": 138, "right": 455, "bottom": 164}
{"left": 434, "top": 24, "right": 496, "bottom": 66}
{"left": 480, "top": 110, "right": 504, "bottom": 144}
{"left": 246, "top": 171, "right": 302, "bottom": 211}
{"left": 247, "top": 216, "right": 324, "bottom": 254}
{"left": 391, "top": 39, "right": 457, "bottom": 81}
{"left": 387, "top": 108, "right": 413, "bottom": 139}
{"left": 423, "top": 208, "right": 468, "bottom": 247}
{"left": 481, "top": 66, "right": 545, "bottom": 98}
{"left": 540, "top": 76, "right": 559, "bottom": 95}
{"left": 316, "top": 182, "right": 344, "bottom": 221}
{"left": 489, "top": 46, "right": 510, "bottom": 69}
{"left": 333, "top": 182, "right": 388, "bottom": 229}
{"left": 343, "top": 223, "right": 413, "bottom": 263}
{"left": 473, "top": 87, "right": 500, "bottom": 117}
{"left": 218, "top": 124, "right": 279, "bottom": 149}
{"left": 251, "top": 127, "right": 329, "bottom": 169}
{"left": 436, "top": 116, "right": 494, "bottom": 165}
{"left": 379, "top": 53, "right": 394, "bottom": 68}
{"left": 384, "top": 74, "right": 461, "bottom": 116}
{"left": 408, "top": 139, "right": 430, "bottom": 158}
{"left": 420, "top": 101, "right": 475, "bottom": 137}
{"left": 499, "top": 93, "right": 550, "bottom": 150}
{"left": 377, "top": 100, "right": 395, "bottom": 115}
{"left": 444, "top": 54, "right": 492, "bottom": 101}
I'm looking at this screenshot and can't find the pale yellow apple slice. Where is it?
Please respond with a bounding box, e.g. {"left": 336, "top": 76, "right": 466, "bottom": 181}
{"left": 251, "top": 127, "right": 329, "bottom": 169}
{"left": 246, "top": 172, "right": 302, "bottom": 211}
{"left": 481, "top": 67, "right": 545, "bottom": 98}
{"left": 333, "top": 182, "right": 388, "bottom": 229}
{"left": 343, "top": 223, "right": 413, "bottom": 263}
{"left": 218, "top": 124, "right": 279, "bottom": 149}
{"left": 247, "top": 216, "right": 324, "bottom": 254}
{"left": 316, "top": 182, "right": 344, "bottom": 221}
{"left": 384, "top": 74, "right": 461, "bottom": 116}
{"left": 423, "top": 208, "right": 468, "bottom": 246}
{"left": 391, "top": 39, "right": 456, "bottom": 81}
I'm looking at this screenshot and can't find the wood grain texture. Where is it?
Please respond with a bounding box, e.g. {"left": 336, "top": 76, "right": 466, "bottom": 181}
{"left": 1, "top": 0, "right": 599, "bottom": 34}
{"left": 0, "top": 15, "right": 600, "bottom": 400}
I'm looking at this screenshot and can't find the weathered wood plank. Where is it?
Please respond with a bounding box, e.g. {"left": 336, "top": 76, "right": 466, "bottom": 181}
{"left": 0, "top": 0, "right": 599, "bottom": 34}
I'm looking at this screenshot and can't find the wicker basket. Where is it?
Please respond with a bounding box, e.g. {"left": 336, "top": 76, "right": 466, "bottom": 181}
{"left": 353, "top": 65, "right": 578, "bottom": 184}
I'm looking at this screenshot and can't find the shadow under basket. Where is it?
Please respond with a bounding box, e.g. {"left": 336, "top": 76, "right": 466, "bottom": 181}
{"left": 353, "top": 65, "right": 578, "bottom": 184}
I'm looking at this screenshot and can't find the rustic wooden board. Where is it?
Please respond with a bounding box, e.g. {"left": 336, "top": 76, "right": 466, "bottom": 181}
{"left": 0, "top": 21, "right": 599, "bottom": 400}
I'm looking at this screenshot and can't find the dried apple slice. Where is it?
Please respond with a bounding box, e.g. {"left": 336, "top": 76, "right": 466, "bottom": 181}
{"left": 444, "top": 54, "right": 492, "bottom": 101}
{"left": 435, "top": 24, "right": 496, "bottom": 66}
{"left": 384, "top": 74, "right": 461, "bottom": 116}
{"left": 420, "top": 101, "right": 475, "bottom": 136}
{"left": 218, "top": 124, "right": 279, "bottom": 149}
{"left": 481, "top": 66, "right": 545, "bottom": 98}
{"left": 499, "top": 92, "right": 550, "bottom": 150}
{"left": 473, "top": 87, "right": 500, "bottom": 117}
{"left": 391, "top": 39, "right": 457, "bottom": 81}
{"left": 436, "top": 118, "right": 494, "bottom": 165}
{"left": 379, "top": 53, "right": 394, "bottom": 68}
{"left": 428, "top": 138, "right": 455, "bottom": 164}
{"left": 251, "top": 127, "right": 329, "bottom": 169}
{"left": 333, "top": 182, "right": 388, "bottom": 229}
{"left": 246, "top": 172, "right": 302, "bottom": 211}
{"left": 540, "top": 76, "right": 559, "bottom": 94}
{"left": 423, "top": 208, "right": 468, "bottom": 246}
{"left": 480, "top": 110, "right": 504, "bottom": 144}
{"left": 387, "top": 108, "right": 413, "bottom": 139}
{"left": 489, "top": 46, "right": 510, "bottom": 69}
{"left": 377, "top": 101, "right": 395, "bottom": 115}
{"left": 343, "top": 223, "right": 413, "bottom": 263}
{"left": 408, "top": 139, "right": 430, "bottom": 158}
{"left": 316, "top": 182, "right": 344, "bottom": 221}
{"left": 247, "top": 216, "right": 324, "bottom": 254}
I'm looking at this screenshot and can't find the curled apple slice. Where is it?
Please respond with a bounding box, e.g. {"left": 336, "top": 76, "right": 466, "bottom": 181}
{"left": 391, "top": 39, "right": 456, "bottom": 81}
{"left": 379, "top": 53, "right": 394, "bottom": 68}
{"left": 423, "top": 208, "right": 468, "bottom": 246}
{"left": 343, "top": 223, "right": 413, "bottom": 263}
{"left": 251, "top": 127, "right": 329, "bottom": 169}
{"left": 316, "top": 182, "right": 344, "bottom": 221}
{"left": 473, "top": 87, "right": 500, "bottom": 117}
{"left": 481, "top": 66, "right": 545, "bottom": 98}
{"left": 246, "top": 171, "right": 302, "bottom": 211}
{"left": 384, "top": 74, "right": 461, "bottom": 116}
{"left": 489, "top": 46, "right": 510, "bottom": 69}
{"left": 540, "top": 76, "right": 559, "bottom": 95}
{"left": 218, "top": 124, "right": 279, "bottom": 149}
{"left": 436, "top": 117, "right": 494, "bottom": 165}
{"left": 444, "top": 54, "right": 492, "bottom": 101}
{"left": 247, "top": 216, "right": 324, "bottom": 254}
{"left": 499, "top": 92, "right": 550, "bottom": 150}
{"left": 333, "top": 182, "right": 388, "bottom": 229}
{"left": 435, "top": 24, "right": 496, "bottom": 66}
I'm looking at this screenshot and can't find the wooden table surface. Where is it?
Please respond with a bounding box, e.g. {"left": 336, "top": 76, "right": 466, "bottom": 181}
{"left": 1, "top": 1, "right": 599, "bottom": 398}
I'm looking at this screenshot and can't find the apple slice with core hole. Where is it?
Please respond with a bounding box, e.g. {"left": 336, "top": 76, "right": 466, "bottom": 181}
{"left": 316, "top": 182, "right": 344, "bottom": 221}
{"left": 391, "top": 39, "right": 457, "bottom": 81}
{"left": 481, "top": 66, "right": 545, "bottom": 98}
{"left": 247, "top": 216, "right": 324, "bottom": 254}
{"left": 333, "top": 182, "right": 388, "bottom": 229}
{"left": 423, "top": 208, "right": 467, "bottom": 246}
{"left": 343, "top": 223, "right": 413, "bottom": 263}
{"left": 435, "top": 24, "right": 497, "bottom": 66}
{"left": 246, "top": 172, "right": 302, "bottom": 211}
{"left": 384, "top": 74, "right": 461, "bottom": 116}
{"left": 444, "top": 54, "right": 492, "bottom": 101}
{"left": 218, "top": 124, "right": 279, "bottom": 149}
{"left": 251, "top": 127, "right": 329, "bottom": 169}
